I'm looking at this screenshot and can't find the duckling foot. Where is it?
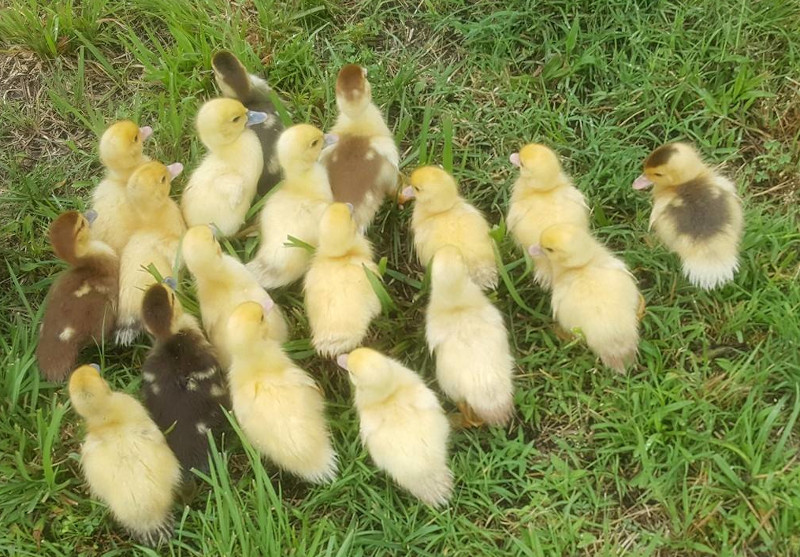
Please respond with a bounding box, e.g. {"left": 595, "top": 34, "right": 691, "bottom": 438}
{"left": 553, "top": 324, "right": 575, "bottom": 342}
{"left": 449, "top": 402, "right": 485, "bottom": 429}
{"left": 235, "top": 223, "right": 259, "bottom": 239}
{"left": 637, "top": 293, "right": 646, "bottom": 320}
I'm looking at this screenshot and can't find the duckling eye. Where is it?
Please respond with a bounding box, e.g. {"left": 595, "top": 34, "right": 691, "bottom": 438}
{"left": 654, "top": 173, "right": 664, "bottom": 177}
{"left": 545, "top": 247, "right": 554, "bottom": 253}
{"left": 161, "top": 176, "right": 166, "bottom": 184}
{"left": 134, "top": 134, "right": 139, "bottom": 142}
{"left": 311, "top": 139, "right": 320, "bottom": 147}
{"left": 233, "top": 116, "right": 242, "bottom": 123}
{"left": 260, "top": 314, "right": 265, "bottom": 323}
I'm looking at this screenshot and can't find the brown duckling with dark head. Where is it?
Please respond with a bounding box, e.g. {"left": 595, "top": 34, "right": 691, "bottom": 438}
{"left": 141, "top": 281, "right": 230, "bottom": 479}
{"left": 36, "top": 211, "right": 118, "bottom": 381}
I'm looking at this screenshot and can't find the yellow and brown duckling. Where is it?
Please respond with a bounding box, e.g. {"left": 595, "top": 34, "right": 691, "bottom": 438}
{"left": 212, "top": 50, "right": 284, "bottom": 196}
{"left": 141, "top": 281, "right": 230, "bottom": 479}
{"left": 320, "top": 64, "right": 400, "bottom": 230}
{"left": 36, "top": 211, "right": 118, "bottom": 381}
{"left": 633, "top": 142, "right": 744, "bottom": 290}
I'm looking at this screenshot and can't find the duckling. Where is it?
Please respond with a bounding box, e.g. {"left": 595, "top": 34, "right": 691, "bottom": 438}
{"left": 36, "top": 211, "right": 118, "bottom": 381}
{"left": 141, "top": 282, "right": 230, "bottom": 477}
{"left": 212, "top": 50, "right": 283, "bottom": 196}
{"left": 633, "top": 142, "right": 744, "bottom": 290}
{"left": 226, "top": 301, "right": 337, "bottom": 483}
{"left": 181, "top": 98, "right": 267, "bottom": 237}
{"left": 116, "top": 161, "right": 186, "bottom": 345}
{"left": 304, "top": 203, "right": 381, "bottom": 357}
{"left": 320, "top": 64, "right": 399, "bottom": 229}
{"left": 91, "top": 120, "right": 152, "bottom": 254}
{"left": 69, "top": 364, "right": 181, "bottom": 547}
{"left": 338, "top": 348, "right": 452, "bottom": 507}
{"left": 246, "top": 124, "right": 334, "bottom": 288}
{"left": 507, "top": 143, "right": 590, "bottom": 289}
{"left": 426, "top": 245, "right": 514, "bottom": 427}
{"left": 529, "top": 223, "right": 642, "bottom": 372}
{"left": 400, "top": 166, "right": 497, "bottom": 289}
{"left": 181, "top": 225, "right": 288, "bottom": 368}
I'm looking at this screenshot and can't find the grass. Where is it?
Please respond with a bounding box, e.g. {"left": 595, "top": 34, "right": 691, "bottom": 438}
{"left": 1, "top": 0, "right": 800, "bottom": 554}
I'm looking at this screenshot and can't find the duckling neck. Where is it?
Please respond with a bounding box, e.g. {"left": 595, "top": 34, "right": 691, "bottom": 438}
{"left": 71, "top": 240, "right": 116, "bottom": 266}
{"left": 171, "top": 313, "right": 200, "bottom": 335}
{"left": 517, "top": 172, "right": 568, "bottom": 193}
{"left": 284, "top": 164, "right": 332, "bottom": 198}
{"left": 334, "top": 103, "right": 391, "bottom": 137}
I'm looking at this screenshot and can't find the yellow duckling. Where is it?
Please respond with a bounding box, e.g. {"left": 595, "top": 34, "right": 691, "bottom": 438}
{"left": 507, "top": 143, "right": 590, "bottom": 289}
{"left": 91, "top": 120, "right": 152, "bottom": 254}
{"left": 400, "top": 166, "right": 497, "bottom": 289}
{"left": 320, "top": 64, "right": 400, "bottom": 229}
{"left": 211, "top": 50, "right": 284, "bottom": 196}
{"left": 633, "top": 142, "right": 744, "bottom": 290}
{"left": 226, "top": 301, "right": 337, "bottom": 483}
{"left": 426, "top": 245, "right": 514, "bottom": 427}
{"left": 116, "top": 161, "right": 186, "bottom": 345}
{"left": 36, "top": 211, "right": 118, "bottom": 381}
{"left": 338, "top": 348, "right": 453, "bottom": 507}
{"left": 530, "top": 224, "right": 642, "bottom": 372}
{"left": 304, "top": 203, "right": 381, "bottom": 357}
{"left": 246, "top": 124, "right": 335, "bottom": 288}
{"left": 69, "top": 364, "right": 180, "bottom": 547}
{"left": 181, "top": 98, "right": 267, "bottom": 237}
{"left": 181, "top": 225, "right": 288, "bottom": 368}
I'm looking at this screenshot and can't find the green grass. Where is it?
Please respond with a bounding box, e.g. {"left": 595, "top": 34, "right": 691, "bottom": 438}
{"left": 2, "top": 0, "right": 800, "bottom": 554}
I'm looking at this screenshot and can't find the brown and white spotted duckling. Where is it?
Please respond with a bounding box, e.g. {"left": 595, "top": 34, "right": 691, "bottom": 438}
{"left": 36, "top": 211, "right": 118, "bottom": 381}
{"left": 140, "top": 280, "right": 230, "bottom": 477}
{"left": 212, "top": 50, "right": 284, "bottom": 196}
{"left": 633, "top": 142, "right": 744, "bottom": 290}
{"left": 320, "top": 64, "right": 399, "bottom": 229}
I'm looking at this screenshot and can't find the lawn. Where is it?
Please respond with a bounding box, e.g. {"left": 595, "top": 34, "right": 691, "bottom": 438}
{"left": 1, "top": 0, "right": 800, "bottom": 555}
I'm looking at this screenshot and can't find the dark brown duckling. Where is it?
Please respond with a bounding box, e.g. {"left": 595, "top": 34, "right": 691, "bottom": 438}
{"left": 36, "top": 210, "right": 118, "bottom": 381}
{"left": 140, "top": 281, "right": 230, "bottom": 481}
{"left": 212, "top": 50, "right": 283, "bottom": 196}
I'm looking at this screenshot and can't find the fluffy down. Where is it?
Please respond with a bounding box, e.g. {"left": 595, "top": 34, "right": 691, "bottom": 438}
{"left": 181, "top": 225, "right": 288, "bottom": 368}
{"left": 304, "top": 203, "right": 381, "bottom": 357}
{"left": 226, "top": 301, "right": 337, "bottom": 483}
{"left": 402, "top": 166, "right": 497, "bottom": 289}
{"left": 536, "top": 224, "right": 642, "bottom": 372}
{"left": 36, "top": 211, "right": 118, "bottom": 381}
{"left": 507, "top": 143, "right": 590, "bottom": 289}
{"left": 247, "top": 124, "right": 333, "bottom": 288}
{"left": 69, "top": 365, "right": 180, "bottom": 547}
{"left": 342, "top": 348, "right": 453, "bottom": 507}
{"left": 181, "top": 98, "right": 265, "bottom": 236}
{"left": 426, "top": 245, "right": 514, "bottom": 425}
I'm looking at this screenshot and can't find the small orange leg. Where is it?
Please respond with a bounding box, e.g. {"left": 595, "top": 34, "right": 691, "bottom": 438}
{"left": 450, "top": 401, "right": 485, "bottom": 429}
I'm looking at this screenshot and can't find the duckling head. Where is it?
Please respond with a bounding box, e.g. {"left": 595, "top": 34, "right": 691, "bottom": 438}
{"left": 181, "top": 225, "right": 223, "bottom": 275}
{"left": 335, "top": 64, "right": 372, "bottom": 117}
{"left": 337, "top": 348, "right": 398, "bottom": 401}
{"left": 127, "top": 161, "right": 182, "bottom": 211}
{"left": 510, "top": 143, "right": 565, "bottom": 190}
{"left": 142, "top": 282, "right": 182, "bottom": 340}
{"left": 633, "top": 142, "right": 706, "bottom": 190}
{"left": 49, "top": 210, "right": 91, "bottom": 265}
{"left": 318, "top": 202, "right": 357, "bottom": 257}
{"left": 403, "top": 166, "right": 460, "bottom": 213}
{"left": 225, "top": 300, "right": 274, "bottom": 351}
{"left": 196, "top": 98, "right": 267, "bottom": 150}
{"left": 430, "top": 245, "right": 469, "bottom": 290}
{"left": 99, "top": 120, "right": 151, "bottom": 174}
{"left": 532, "top": 223, "right": 597, "bottom": 269}
{"left": 68, "top": 364, "right": 112, "bottom": 421}
{"left": 211, "top": 50, "right": 249, "bottom": 99}
{"left": 276, "top": 124, "right": 327, "bottom": 175}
